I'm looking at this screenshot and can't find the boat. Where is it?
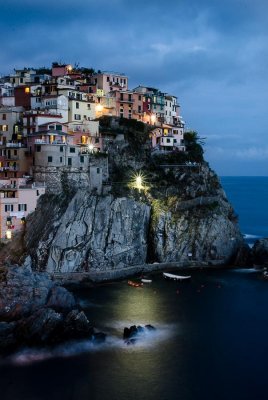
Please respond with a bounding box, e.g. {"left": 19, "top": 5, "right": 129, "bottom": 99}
{"left": 141, "top": 278, "right": 152, "bottom": 283}
{"left": 163, "top": 272, "right": 191, "bottom": 281}
{"left": 128, "top": 280, "right": 143, "bottom": 287}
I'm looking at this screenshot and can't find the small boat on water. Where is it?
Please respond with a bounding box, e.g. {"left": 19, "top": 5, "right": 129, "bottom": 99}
{"left": 163, "top": 272, "right": 191, "bottom": 281}
{"left": 128, "top": 280, "right": 143, "bottom": 287}
{"left": 141, "top": 278, "right": 152, "bottom": 283}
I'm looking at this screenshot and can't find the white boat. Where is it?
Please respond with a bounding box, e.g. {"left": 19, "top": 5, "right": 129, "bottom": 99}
{"left": 163, "top": 272, "right": 191, "bottom": 281}
{"left": 141, "top": 278, "right": 152, "bottom": 283}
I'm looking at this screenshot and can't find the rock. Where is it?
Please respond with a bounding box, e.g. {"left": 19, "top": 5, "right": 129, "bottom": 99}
{"left": 123, "top": 325, "right": 138, "bottom": 339}
{"left": 24, "top": 193, "right": 150, "bottom": 274}
{"left": 0, "top": 265, "right": 53, "bottom": 321}
{"left": 0, "top": 264, "right": 99, "bottom": 354}
{"left": 252, "top": 239, "right": 268, "bottom": 266}
{"left": 232, "top": 243, "right": 253, "bottom": 267}
{"left": 0, "top": 322, "right": 17, "bottom": 353}
{"left": 145, "top": 324, "right": 156, "bottom": 331}
{"left": 123, "top": 324, "right": 156, "bottom": 341}
{"left": 15, "top": 308, "right": 63, "bottom": 345}
{"left": 63, "top": 310, "right": 93, "bottom": 340}
{"left": 46, "top": 286, "right": 76, "bottom": 311}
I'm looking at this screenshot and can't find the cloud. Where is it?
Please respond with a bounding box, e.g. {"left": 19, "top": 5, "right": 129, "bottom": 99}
{"left": 1, "top": 0, "right": 268, "bottom": 175}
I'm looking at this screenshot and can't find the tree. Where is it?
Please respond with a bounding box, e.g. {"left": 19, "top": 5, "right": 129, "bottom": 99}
{"left": 184, "top": 131, "right": 205, "bottom": 162}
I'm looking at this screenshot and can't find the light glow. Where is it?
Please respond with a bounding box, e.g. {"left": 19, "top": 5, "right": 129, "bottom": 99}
{"left": 129, "top": 171, "right": 148, "bottom": 193}
{"left": 88, "top": 143, "right": 94, "bottom": 152}
{"left": 95, "top": 104, "right": 104, "bottom": 113}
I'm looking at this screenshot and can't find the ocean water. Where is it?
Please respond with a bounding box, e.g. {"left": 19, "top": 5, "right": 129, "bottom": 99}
{"left": 0, "top": 177, "right": 268, "bottom": 400}
{"left": 220, "top": 176, "right": 268, "bottom": 244}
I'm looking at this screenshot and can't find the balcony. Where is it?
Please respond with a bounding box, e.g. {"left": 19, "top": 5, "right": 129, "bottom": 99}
{"left": 6, "top": 143, "right": 25, "bottom": 148}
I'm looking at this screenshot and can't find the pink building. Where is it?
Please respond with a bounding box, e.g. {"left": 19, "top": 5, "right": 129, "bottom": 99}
{"left": 52, "top": 64, "right": 73, "bottom": 77}
{"left": 0, "top": 176, "right": 45, "bottom": 239}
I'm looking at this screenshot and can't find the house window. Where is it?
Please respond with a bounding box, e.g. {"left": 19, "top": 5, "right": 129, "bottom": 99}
{"left": 14, "top": 150, "right": 17, "bottom": 156}
{"left": 70, "top": 147, "right": 75, "bottom": 153}
{"left": 48, "top": 156, "right": 53, "bottom": 162}
{"left": 106, "top": 76, "right": 110, "bottom": 82}
{"left": 120, "top": 93, "right": 124, "bottom": 101}
{"left": 36, "top": 190, "right": 40, "bottom": 196}
{"left": 68, "top": 157, "right": 72, "bottom": 166}
{"left": 166, "top": 138, "right": 170, "bottom": 143}
{"left": 97, "top": 167, "right": 100, "bottom": 173}
{"left": 36, "top": 145, "right": 41, "bottom": 152}
{"left": 2, "top": 114, "right": 6, "bottom": 120}
{"left": 5, "top": 205, "right": 13, "bottom": 212}
{"left": 80, "top": 156, "right": 84, "bottom": 163}
{"left": 74, "top": 114, "right": 81, "bottom": 120}
{"left": 128, "top": 94, "right": 132, "bottom": 101}
{"left": 56, "top": 125, "right": 62, "bottom": 130}
{"left": 76, "top": 102, "right": 79, "bottom": 109}
{"left": 60, "top": 146, "right": 63, "bottom": 152}
{"left": 18, "top": 204, "right": 27, "bottom": 212}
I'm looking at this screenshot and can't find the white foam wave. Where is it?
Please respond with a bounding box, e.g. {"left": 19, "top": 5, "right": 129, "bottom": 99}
{"left": 243, "top": 234, "right": 261, "bottom": 239}
{"left": 10, "top": 323, "right": 178, "bottom": 365}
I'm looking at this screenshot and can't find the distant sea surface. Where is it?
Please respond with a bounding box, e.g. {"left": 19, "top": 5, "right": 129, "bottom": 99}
{"left": 1, "top": 176, "right": 268, "bottom": 400}
{"left": 220, "top": 176, "right": 268, "bottom": 245}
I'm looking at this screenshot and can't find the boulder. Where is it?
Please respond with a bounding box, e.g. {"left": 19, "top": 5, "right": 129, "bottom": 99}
{"left": 252, "top": 239, "right": 268, "bottom": 266}
{"left": 46, "top": 286, "right": 76, "bottom": 311}
{"left": 123, "top": 324, "right": 156, "bottom": 341}
{"left": 63, "top": 309, "right": 93, "bottom": 340}
{"left": 15, "top": 308, "right": 63, "bottom": 345}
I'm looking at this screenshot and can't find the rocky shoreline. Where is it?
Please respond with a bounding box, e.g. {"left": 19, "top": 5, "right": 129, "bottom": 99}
{"left": 0, "top": 262, "right": 105, "bottom": 356}
{"left": 1, "top": 238, "right": 268, "bottom": 356}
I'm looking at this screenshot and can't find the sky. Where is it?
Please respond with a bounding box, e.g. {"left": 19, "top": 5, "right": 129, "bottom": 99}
{"left": 1, "top": 0, "right": 268, "bottom": 176}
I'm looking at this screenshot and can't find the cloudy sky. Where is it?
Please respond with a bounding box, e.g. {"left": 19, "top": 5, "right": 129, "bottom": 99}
{"left": 1, "top": 0, "right": 268, "bottom": 175}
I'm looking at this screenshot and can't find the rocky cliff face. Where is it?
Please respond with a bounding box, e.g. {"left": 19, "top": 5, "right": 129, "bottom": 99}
{"left": 25, "top": 192, "right": 151, "bottom": 274}
{"left": 23, "top": 162, "right": 247, "bottom": 279}
{"left": 149, "top": 164, "right": 245, "bottom": 264}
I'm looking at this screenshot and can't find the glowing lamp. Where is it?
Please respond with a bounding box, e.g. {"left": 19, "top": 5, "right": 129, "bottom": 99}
{"left": 151, "top": 114, "right": 156, "bottom": 124}
{"left": 88, "top": 143, "right": 94, "bottom": 152}
{"left": 6, "top": 230, "right": 12, "bottom": 239}
{"left": 95, "top": 104, "right": 104, "bottom": 113}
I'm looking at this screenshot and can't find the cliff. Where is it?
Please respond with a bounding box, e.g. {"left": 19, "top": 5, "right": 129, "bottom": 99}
{"left": 13, "top": 118, "right": 249, "bottom": 280}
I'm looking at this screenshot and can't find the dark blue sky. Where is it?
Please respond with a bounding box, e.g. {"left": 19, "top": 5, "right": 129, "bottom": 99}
{"left": 1, "top": 0, "right": 268, "bottom": 175}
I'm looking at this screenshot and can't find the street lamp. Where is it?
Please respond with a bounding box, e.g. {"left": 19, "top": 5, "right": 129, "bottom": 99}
{"left": 136, "top": 175, "right": 143, "bottom": 192}
{"left": 88, "top": 143, "right": 94, "bottom": 153}
{"left": 151, "top": 114, "right": 156, "bottom": 124}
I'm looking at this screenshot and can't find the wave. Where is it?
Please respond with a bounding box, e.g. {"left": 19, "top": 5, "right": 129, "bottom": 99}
{"left": 9, "top": 323, "right": 178, "bottom": 365}
{"left": 243, "top": 234, "right": 261, "bottom": 239}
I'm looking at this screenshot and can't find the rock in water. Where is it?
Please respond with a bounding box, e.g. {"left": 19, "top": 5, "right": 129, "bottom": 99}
{"left": 252, "top": 239, "right": 268, "bottom": 266}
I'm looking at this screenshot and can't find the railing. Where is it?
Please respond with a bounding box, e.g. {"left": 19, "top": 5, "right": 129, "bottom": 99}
{"left": 0, "top": 167, "right": 18, "bottom": 171}
{"left": 6, "top": 143, "right": 25, "bottom": 148}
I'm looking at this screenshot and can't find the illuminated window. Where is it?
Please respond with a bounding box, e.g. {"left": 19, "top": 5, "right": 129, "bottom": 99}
{"left": 25, "top": 87, "right": 30, "bottom": 93}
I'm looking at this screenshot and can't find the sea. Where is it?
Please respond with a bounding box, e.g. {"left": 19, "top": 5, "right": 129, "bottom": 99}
{"left": 0, "top": 176, "right": 268, "bottom": 400}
